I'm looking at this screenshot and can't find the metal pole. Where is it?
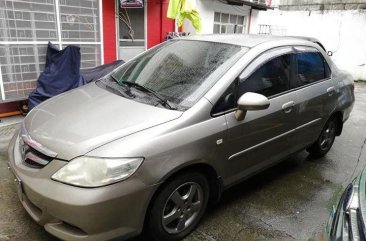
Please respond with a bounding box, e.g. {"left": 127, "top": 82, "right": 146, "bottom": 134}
{"left": 99, "top": 0, "right": 104, "bottom": 64}
{"left": 55, "top": 0, "right": 63, "bottom": 49}
{"left": 0, "top": 64, "right": 5, "bottom": 101}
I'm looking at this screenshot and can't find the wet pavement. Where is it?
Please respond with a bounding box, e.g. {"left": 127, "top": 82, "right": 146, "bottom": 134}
{"left": 0, "top": 83, "right": 365, "bottom": 241}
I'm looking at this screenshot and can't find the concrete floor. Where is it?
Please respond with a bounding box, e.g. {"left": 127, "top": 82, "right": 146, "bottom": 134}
{"left": 1, "top": 83, "right": 365, "bottom": 241}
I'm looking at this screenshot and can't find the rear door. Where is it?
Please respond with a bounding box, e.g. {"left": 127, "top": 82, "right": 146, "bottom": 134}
{"left": 290, "top": 47, "right": 336, "bottom": 151}
{"left": 213, "top": 47, "right": 298, "bottom": 184}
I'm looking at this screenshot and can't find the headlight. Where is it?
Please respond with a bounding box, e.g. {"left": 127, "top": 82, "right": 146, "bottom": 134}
{"left": 51, "top": 156, "right": 144, "bottom": 187}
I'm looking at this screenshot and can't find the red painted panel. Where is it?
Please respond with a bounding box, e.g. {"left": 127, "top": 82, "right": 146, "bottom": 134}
{"left": 0, "top": 101, "right": 21, "bottom": 114}
{"left": 147, "top": 0, "right": 174, "bottom": 48}
{"left": 160, "top": 0, "right": 174, "bottom": 41}
{"left": 103, "top": 0, "right": 117, "bottom": 63}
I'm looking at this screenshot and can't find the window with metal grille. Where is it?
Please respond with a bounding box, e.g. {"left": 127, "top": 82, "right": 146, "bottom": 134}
{"left": 0, "top": 0, "right": 103, "bottom": 102}
{"left": 213, "top": 12, "right": 247, "bottom": 34}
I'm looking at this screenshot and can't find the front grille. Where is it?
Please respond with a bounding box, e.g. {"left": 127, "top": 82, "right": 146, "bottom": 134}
{"left": 24, "top": 146, "right": 53, "bottom": 168}
{"left": 19, "top": 138, "right": 53, "bottom": 169}
{"left": 18, "top": 124, "right": 57, "bottom": 169}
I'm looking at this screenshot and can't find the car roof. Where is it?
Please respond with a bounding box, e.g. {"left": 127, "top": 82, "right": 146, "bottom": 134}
{"left": 178, "top": 34, "right": 316, "bottom": 48}
{"left": 286, "top": 36, "right": 326, "bottom": 51}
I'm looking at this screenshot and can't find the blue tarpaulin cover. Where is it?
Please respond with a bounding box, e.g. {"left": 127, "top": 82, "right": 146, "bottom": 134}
{"left": 28, "top": 42, "right": 85, "bottom": 110}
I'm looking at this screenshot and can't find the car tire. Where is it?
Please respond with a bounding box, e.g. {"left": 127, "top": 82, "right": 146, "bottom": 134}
{"left": 148, "top": 172, "right": 209, "bottom": 241}
{"left": 307, "top": 117, "right": 337, "bottom": 158}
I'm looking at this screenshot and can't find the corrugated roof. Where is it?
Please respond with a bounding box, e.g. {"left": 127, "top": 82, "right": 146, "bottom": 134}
{"left": 226, "top": 0, "right": 273, "bottom": 10}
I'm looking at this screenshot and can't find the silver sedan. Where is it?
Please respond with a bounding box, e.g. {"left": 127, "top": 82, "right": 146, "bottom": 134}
{"left": 8, "top": 34, "right": 354, "bottom": 241}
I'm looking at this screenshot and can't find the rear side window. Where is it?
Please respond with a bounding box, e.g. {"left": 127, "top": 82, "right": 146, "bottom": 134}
{"left": 296, "top": 52, "right": 331, "bottom": 86}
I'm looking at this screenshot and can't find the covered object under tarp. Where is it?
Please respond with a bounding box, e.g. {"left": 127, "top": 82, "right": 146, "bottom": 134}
{"left": 28, "top": 43, "right": 125, "bottom": 110}
{"left": 28, "top": 42, "right": 85, "bottom": 110}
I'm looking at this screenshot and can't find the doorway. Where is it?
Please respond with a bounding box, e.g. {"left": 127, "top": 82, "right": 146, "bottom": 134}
{"left": 117, "top": 2, "right": 146, "bottom": 62}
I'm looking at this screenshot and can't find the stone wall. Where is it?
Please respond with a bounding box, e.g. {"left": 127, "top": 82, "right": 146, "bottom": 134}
{"left": 276, "top": 0, "right": 366, "bottom": 10}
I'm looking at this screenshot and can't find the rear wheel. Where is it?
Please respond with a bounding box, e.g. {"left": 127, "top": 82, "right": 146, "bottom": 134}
{"left": 307, "top": 117, "right": 337, "bottom": 157}
{"left": 148, "top": 172, "right": 209, "bottom": 241}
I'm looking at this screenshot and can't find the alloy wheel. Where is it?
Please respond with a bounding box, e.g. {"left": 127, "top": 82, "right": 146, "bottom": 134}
{"left": 319, "top": 120, "right": 336, "bottom": 151}
{"left": 161, "top": 182, "right": 203, "bottom": 234}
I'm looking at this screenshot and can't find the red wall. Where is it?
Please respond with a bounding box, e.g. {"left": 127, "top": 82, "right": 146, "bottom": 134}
{"left": 147, "top": 0, "right": 175, "bottom": 48}
{"left": 102, "top": 0, "right": 117, "bottom": 63}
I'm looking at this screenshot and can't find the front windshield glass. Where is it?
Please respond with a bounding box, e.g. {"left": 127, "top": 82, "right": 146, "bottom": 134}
{"left": 110, "top": 40, "right": 243, "bottom": 110}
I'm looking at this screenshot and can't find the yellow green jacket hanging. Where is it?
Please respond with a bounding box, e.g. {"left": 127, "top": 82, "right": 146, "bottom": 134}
{"left": 167, "top": 0, "right": 202, "bottom": 32}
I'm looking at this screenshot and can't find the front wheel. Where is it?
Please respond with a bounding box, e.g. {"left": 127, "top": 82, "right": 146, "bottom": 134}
{"left": 148, "top": 172, "right": 209, "bottom": 241}
{"left": 307, "top": 117, "right": 337, "bottom": 158}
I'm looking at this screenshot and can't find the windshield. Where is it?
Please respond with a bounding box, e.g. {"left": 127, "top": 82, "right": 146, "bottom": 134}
{"left": 108, "top": 40, "right": 243, "bottom": 110}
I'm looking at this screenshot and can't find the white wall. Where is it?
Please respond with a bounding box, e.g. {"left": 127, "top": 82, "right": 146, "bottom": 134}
{"left": 184, "top": 0, "right": 251, "bottom": 34}
{"left": 252, "top": 8, "right": 366, "bottom": 80}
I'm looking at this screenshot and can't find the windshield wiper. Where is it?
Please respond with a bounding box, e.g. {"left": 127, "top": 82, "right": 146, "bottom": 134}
{"left": 122, "top": 81, "right": 176, "bottom": 110}
{"left": 110, "top": 74, "right": 121, "bottom": 85}
{"left": 105, "top": 75, "right": 134, "bottom": 98}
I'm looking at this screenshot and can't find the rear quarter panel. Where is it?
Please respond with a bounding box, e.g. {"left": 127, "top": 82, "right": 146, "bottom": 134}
{"left": 333, "top": 69, "right": 355, "bottom": 122}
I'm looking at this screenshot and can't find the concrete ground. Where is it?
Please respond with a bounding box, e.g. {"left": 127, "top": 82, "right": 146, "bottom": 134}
{"left": 0, "top": 83, "right": 365, "bottom": 241}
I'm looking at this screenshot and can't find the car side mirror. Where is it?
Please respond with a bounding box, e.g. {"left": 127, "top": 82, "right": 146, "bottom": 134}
{"left": 235, "top": 92, "right": 270, "bottom": 121}
{"left": 327, "top": 51, "right": 333, "bottom": 57}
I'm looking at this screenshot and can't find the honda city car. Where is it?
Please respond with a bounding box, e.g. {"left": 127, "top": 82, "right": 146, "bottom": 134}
{"left": 8, "top": 35, "right": 354, "bottom": 241}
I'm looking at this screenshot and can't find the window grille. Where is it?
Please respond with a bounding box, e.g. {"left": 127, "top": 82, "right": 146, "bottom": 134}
{"left": 213, "top": 12, "right": 246, "bottom": 34}
{"left": 0, "top": 0, "right": 103, "bottom": 102}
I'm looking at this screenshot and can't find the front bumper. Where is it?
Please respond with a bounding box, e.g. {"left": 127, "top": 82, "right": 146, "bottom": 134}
{"left": 7, "top": 132, "right": 158, "bottom": 241}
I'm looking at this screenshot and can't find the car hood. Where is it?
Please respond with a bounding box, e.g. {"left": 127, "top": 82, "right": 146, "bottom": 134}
{"left": 24, "top": 83, "right": 182, "bottom": 160}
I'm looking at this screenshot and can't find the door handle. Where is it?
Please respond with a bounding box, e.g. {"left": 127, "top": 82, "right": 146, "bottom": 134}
{"left": 327, "top": 86, "right": 335, "bottom": 96}
{"left": 282, "top": 101, "right": 295, "bottom": 113}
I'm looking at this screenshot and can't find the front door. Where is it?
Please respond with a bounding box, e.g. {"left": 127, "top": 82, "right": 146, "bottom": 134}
{"left": 118, "top": 2, "right": 146, "bottom": 62}
{"left": 221, "top": 47, "right": 298, "bottom": 185}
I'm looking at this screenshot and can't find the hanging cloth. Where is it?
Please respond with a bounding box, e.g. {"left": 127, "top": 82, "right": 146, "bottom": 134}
{"left": 167, "top": 0, "right": 202, "bottom": 32}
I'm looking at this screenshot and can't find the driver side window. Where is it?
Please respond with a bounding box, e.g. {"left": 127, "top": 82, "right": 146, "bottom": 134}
{"left": 212, "top": 53, "right": 293, "bottom": 116}
{"left": 238, "top": 54, "right": 292, "bottom": 98}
